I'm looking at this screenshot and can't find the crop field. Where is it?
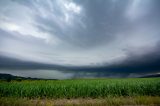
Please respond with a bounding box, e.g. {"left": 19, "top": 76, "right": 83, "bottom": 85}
{"left": 0, "top": 78, "right": 160, "bottom": 106}
{"left": 0, "top": 78, "right": 160, "bottom": 98}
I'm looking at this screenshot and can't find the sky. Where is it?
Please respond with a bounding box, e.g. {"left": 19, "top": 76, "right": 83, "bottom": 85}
{"left": 0, "top": 0, "right": 160, "bottom": 79}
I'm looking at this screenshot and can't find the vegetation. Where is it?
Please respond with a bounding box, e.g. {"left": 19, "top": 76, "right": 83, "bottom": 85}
{"left": 0, "top": 96, "right": 160, "bottom": 106}
{"left": 0, "top": 78, "right": 160, "bottom": 105}
{"left": 0, "top": 78, "right": 160, "bottom": 98}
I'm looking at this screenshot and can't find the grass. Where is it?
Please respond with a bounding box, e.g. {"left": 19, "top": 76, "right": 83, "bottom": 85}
{"left": 0, "top": 96, "right": 160, "bottom": 106}
{"left": 0, "top": 78, "right": 160, "bottom": 98}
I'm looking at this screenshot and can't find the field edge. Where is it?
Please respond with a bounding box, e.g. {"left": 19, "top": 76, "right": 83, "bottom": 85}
{"left": 0, "top": 96, "right": 160, "bottom": 106}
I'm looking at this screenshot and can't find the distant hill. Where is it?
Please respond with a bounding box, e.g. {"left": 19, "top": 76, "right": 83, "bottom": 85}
{"left": 0, "top": 73, "right": 57, "bottom": 81}
{"left": 0, "top": 73, "right": 37, "bottom": 80}
{"left": 0, "top": 73, "right": 13, "bottom": 79}
{"left": 0, "top": 73, "right": 160, "bottom": 81}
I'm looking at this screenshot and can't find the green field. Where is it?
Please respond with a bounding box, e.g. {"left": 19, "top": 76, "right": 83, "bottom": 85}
{"left": 0, "top": 78, "right": 160, "bottom": 98}
{"left": 0, "top": 78, "right": 160, "bottom": 106}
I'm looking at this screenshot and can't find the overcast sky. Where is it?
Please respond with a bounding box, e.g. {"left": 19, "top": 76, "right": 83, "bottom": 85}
{"left": 0, "top": 0, "right": 160, "bottom": 79}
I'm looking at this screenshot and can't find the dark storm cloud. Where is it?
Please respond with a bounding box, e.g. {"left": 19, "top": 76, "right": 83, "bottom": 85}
{"left": 11, "top": 0, "right": 160, "bottom": 49}
{"left": 73, "top": 42, "right": 160, "bottom": 73}
{"left": 0, "top": 54, "right": 159, "bottom": 78}
{"left": 0, "top": 0, "right": 160, "bottom": 78}
{"left": 1, "top": 41, "right": 160, "bottom": 78}
{"left": 0, "top": 54, "right": 63, "bottom": 70}
{"left": 12, "top": 0, "right": 131, "bottom": 49}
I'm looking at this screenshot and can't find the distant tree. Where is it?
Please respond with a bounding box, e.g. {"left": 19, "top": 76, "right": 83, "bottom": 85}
{"left": 16, "top": 78, "right": 22, "bottom": 82}
{"left": 6, "top": 77, "right": 12, "bottom": 82}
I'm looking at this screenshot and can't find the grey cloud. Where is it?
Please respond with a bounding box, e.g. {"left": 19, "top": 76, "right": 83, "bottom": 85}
{"left": 0, "top": 54, "right": 158, "bottom": 79}
{"left": 0, "top": 0, "right": 160, "bottom": 78}
{"left": 13, "top": 0, "right": 131, "bottom": 49}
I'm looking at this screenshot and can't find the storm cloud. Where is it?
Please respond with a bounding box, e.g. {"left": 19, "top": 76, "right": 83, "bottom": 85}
{"left": 0, "top": 0, "right": 160, "bottom": 78}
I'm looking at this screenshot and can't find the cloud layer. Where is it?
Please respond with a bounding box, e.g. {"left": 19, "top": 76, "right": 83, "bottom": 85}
{"left": 0, "top": 0, "right": 160, "bottom": 78}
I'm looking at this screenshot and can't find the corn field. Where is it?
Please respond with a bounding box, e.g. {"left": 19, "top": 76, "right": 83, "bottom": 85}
{"left": 0, "top": 78, "right": 160, "bottom": 98}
